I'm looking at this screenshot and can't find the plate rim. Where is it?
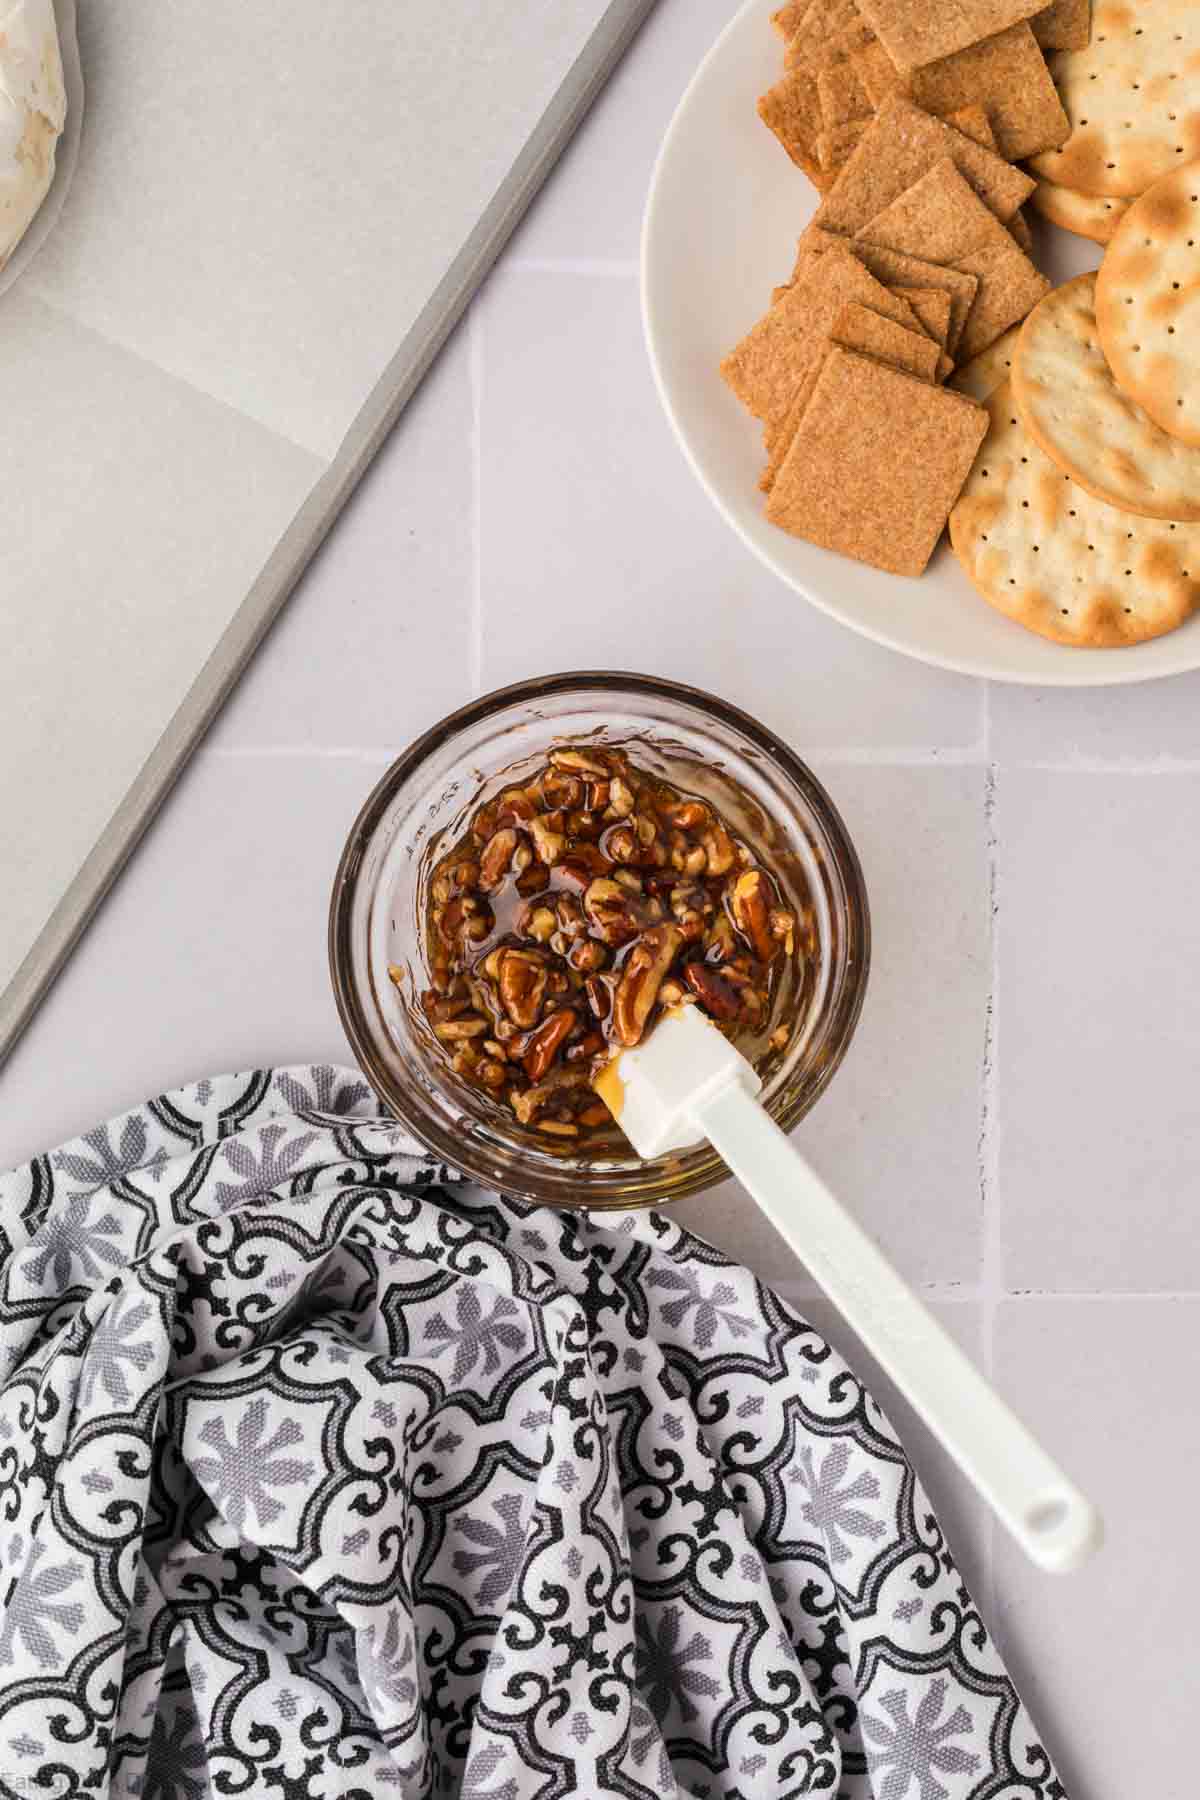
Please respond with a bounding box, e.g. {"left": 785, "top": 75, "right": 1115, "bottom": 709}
{"left": 639, "top": 0, "right": 1200, "bottom": 689}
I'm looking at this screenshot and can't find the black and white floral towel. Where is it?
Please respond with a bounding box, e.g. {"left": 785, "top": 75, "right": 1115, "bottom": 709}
{"left": 0, "top": 1066, "right": 1063, "bottom": 1800}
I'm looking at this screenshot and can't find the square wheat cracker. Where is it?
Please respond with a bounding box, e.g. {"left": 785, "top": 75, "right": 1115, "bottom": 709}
{"left": 955, "top": 237, "right": 1050, "bottom": 359}
{"left": 758, "top": 68, "right": 826, "bottom": 180}
{"left": 760, "top": 356, "right": 829, "bottom": 494}
{"left": 720, "top": 247, "right": 924, "bottom": 425}
{"left": 1031, "top": 0, "right": 1090, "bottom": 52}
{"left": 817, "top": 122, "right": 872, "bottom": 174}
{"left": 832, "top": 300, "right": 941, "bottom": 379}
{"left": 784, "top": 227, "right": 981, "bottom": 352}
{"left": 761, "top": 304, "right": 938, "bottom": 492}
{"left": 818, "top": 60, "right": 873, "bottom": 129}
{"left": 857, "top": 156, "right": 1020, "bottom": 262}
{"left": 933, "top": 103, "right": 1039, "bottom": 251}
{"left": 765, "top": 346, "right": 988, "bottom": 575}
{"left": 772, "top": 1, "right": 813, "bottom": 40}
{"left": 812, "top": 95, "right": 1033, "bottom": 238}
{"left": 898, "top": 287, "right": 952, "bottom": 348}
{"left": 853, "top": 0, "right": 1045, "bottom": 72}
{"left": 906, "top": 23, "right": 1070, "bottom": 161}
{"left": 857, "top": 160, "right": 1050, "bottom": 354}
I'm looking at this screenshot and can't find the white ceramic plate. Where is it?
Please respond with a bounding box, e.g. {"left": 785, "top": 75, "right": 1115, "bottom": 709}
{"left": 641, "top": 0, "right": 1200, "bottom": 686}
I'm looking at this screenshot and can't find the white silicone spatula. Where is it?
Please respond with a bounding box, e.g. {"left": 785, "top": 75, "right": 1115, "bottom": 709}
{"left": 599, "top": 1004, "right": 1102, "bottom": 1574}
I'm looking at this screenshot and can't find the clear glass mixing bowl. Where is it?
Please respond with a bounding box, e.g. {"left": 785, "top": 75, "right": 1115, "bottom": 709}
{"left": 329, "top": 672, "right": 869, "bottom": 1208}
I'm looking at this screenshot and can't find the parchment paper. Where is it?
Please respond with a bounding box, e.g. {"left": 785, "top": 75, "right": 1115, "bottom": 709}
{"left": 0, "top": 0, "right": 656, "bottom": 1065}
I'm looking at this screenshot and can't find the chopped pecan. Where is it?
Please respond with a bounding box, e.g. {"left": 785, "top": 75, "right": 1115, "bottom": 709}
{"left": 495, "top": 787, "right": 537, "bottom": 826}
{"left": 515, "top": 861, "right": 551, "bottom": 897}
{"left": 433, "top": 1015, "right": 489, "bottom": 1042}
{"left": 585, "top": 975, "right": 613, "bottom": 1021}
{"left": 555, "top": 892, "right": 589, "bottom": 939}
{"left": 730, "top": 868, "right": 777, "bottom": 962}
{"left": 510, "top": 1065, "right": 588, "bottom": 1124}
{"left": 522, "top": 905, "right": 557, "bottom": 943}
{"left": 612, "top": 923, "right": 684, "bottom": 1048}
{"left": 549, "top": 747, "right": 610, "bottom": 777}
{"left": 705, "top": 914, "right": 737, "bottom": 963}
{"left": 523, "top": 1007, "right": 576, "bottom": 1081}
{"left": 770, "top": 907, "right": 797, "bottom": 957}
{"left": 683, "top": 960, "right": 761, "bottom": 1024}
{"left": 701, "top": 822, "right": 737, "bottom": 876}
{"left": 437, "top": 894, "right": 494, "bottom": 949}
{"left": 529, "top": 815, "right": 566, "bottom": 866}
{"left": 432, "top": 857, "right": 480, "bottom": 905}
{"left": 608, "top": 776, "right": 635, "bottom": 817}
{"left": 424, "top": 993, "right": 472, "bottom": 1024}
{"left": 478, "top": 827, "right": 519, "bottom": 892}
{"left": 498, "top": 949, "right": 548, "bottom": 1028}
{"left": 569, "top": 937, "right": 608, "bottom": 973}
{"left": 584, "top": 878, "right": 645, "bottom": 947}
{"left": 605, "top": 825, "right": 639, "bottom": 864}
{"left": 557, "top": 846, "right": 609, "bottom": 888}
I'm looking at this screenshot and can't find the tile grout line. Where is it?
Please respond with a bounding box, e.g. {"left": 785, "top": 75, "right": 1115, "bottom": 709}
{"left": 468, "top": 300, "right": 485, "bottom": 698}
{"left": 979, "top": 678, "right": 1001, "bottom": 1606}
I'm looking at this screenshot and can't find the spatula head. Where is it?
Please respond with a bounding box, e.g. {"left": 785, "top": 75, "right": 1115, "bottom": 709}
{"left": 597, "top": 1003, "right": 762, "bottom": 1158}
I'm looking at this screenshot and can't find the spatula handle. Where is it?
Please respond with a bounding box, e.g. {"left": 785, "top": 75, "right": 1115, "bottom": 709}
{"left": 694, "top": 1081, "right": 1101, "bottom": 1575}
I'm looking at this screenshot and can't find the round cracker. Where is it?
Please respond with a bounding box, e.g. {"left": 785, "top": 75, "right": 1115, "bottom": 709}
{"left": 1028, "top": 179, "right": 1132, "bottom": 243}
{"left": 1012, "top": 272, "right": 1200, "bottom": 521}
{"left": 950, "top": 380, "right": 1200, "bottom": 648}
{"left": 949, "top": 324, "right": 1021, "bottom": 403}
{"left": 1095, "top": 160, "right": 1200, "bottom": 447}
{"left": 1028, "top": 1, "right": 1200, "bottom": 199}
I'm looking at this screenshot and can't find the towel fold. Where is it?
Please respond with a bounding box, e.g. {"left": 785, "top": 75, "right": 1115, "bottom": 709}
{"left": 0, "top": 1065, "right": 1062, "bottom": 1798}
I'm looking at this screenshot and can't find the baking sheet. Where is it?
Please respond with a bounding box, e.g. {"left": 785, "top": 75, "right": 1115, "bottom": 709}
{"left": 0, "top": 0, "right": 656, "bottom": 1065}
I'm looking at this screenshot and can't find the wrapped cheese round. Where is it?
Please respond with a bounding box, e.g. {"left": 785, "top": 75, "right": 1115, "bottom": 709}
{"left": 0, "top": 0, "right": 66, "bottom": 268}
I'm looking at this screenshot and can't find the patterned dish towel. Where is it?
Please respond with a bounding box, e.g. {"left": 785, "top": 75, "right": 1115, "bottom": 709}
{"left": 0, "top": 1066, "right": 1063, "bottom": 1800}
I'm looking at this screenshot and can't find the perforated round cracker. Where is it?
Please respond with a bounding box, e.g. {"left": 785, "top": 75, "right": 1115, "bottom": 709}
{"left": 949, "top": 324, "right": 1021, "bottom": 402}
{"left": 1028, "top": 1, "right": 1200, "bottom": 199}
{"left": 950, "top": 380, "right": 1200, "bottom": 647}
{"left": 1012, "top": 272, "right": 1200, "bottom": 521}
{"left": 1095, "top": 161, "right": 1200, "bottom": 447}
{"left": 1028, "top": 179, "right": 1132, "bottom": 243}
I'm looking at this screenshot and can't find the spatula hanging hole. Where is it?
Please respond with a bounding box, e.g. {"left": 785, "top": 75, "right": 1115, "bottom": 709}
{"left": 1026, "top": 1497, "right": 1070, "bottom": 1536}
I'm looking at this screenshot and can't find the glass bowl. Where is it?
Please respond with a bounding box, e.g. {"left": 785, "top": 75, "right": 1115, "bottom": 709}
{"left": 328, "top": 672, "right": 869, "bottom": 1208}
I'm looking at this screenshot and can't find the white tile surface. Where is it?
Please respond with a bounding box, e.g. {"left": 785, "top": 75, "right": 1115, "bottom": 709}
{"left": 990, "top": 1298, "right": 1200, "bottom": 1800}
{"left": 505, "top": 0, "right": 733, "bottom": 268}
{"left": 996, "top": 770, "right": 1200, "bottom": 1292}
{"left": 211, "top": 327, "right": 474, "bottom": 751}
{"left": 0, "top": 752, "right": 366, "bottom": 1173}
{"left": 478, "top": 268, "right": 981, "bottom": 752}
{"left": 990, "top": 672, "right": 1200, "bottom": 768}
{"left": 678, "top": 765, "right": 989, "bottom": 1290}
